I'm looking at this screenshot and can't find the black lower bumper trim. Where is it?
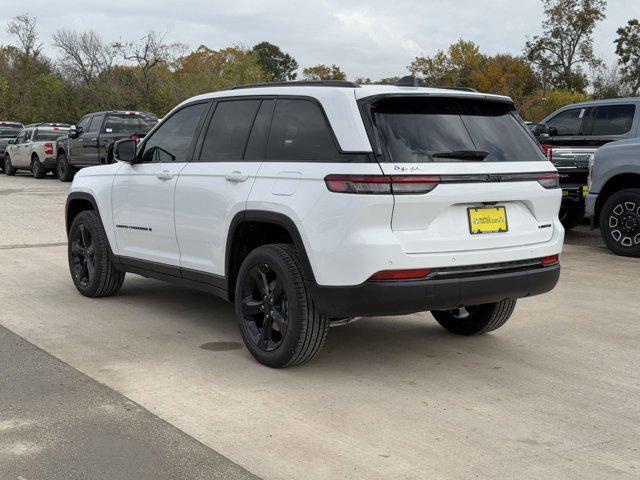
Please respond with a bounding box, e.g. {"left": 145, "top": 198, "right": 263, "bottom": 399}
{"left": 311, "top": 264, "right": 560, "bottom": 317}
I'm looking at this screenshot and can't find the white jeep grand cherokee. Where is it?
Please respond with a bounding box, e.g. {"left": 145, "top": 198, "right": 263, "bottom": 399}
{"left": 65, "top": 79, "right": 564, "bottom": 367}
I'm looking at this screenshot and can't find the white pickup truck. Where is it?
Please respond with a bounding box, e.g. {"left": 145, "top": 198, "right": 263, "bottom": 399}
{"left": 4, "top": 123, "right": 70, "bottom": 178}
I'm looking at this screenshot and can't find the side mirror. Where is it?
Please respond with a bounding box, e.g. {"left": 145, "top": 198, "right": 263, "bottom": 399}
{"left": 7, "top": 139, "right": 15, "bottom": 145}
{"left": 114, "top": 139, "right": 137, "bottom": 163}
{"left": 69, "top": 125, "right": 82, "bottom": 138}
{"left": 532, "top": 122, "right": 550, "bottom": 137}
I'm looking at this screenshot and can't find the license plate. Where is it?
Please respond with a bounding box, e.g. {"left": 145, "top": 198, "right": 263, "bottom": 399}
{"left": 468, "top": 206, "right": 508, "bottom": 234}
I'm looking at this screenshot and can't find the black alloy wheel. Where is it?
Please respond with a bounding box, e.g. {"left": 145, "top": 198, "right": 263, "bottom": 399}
{"left": 240, "top": 263, "right": 289, "bottom": 352}
{"left": 70, "top": 222, "right": 97, "bottom": 288}
{"left": 600, "top": 189, "right": 640, "bottom": 257}
{"left": 4, "top": 155, "right": 16, "bottom": 176}
{"left": 32, "top": 157, "right": 45, "bottom": 179}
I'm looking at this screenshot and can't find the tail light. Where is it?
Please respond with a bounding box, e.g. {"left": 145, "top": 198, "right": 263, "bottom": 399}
{"left": 369, "top": 268, "right": 431, "bottom": 281}
{"left": 537, "top": 172, "right": 560, "bottom": 189}
{"left": 130, "top": 135, "right": 140, "bottom": 142}
{"left": 44, "top": 143, "right": 53, "bottom": 155}
{"left": 324, "top": 175, "right": 440, "bottom": 195}
{"left": 541, "top": 254, "right": 559, "bottom": 266}
{"left": 540, "top": 143, "right": 553, "bottom": 161}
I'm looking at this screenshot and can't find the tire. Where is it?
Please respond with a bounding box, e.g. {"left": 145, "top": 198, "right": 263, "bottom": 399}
{"left": 4, "top": 155, "right": 16, "bottom": 176}
{"left": 68, "top": 210, "right": 125, "bottom": 297}
{"left": 57, "top": 152, "right": 75, "bottom": 182}
{"left": 431, "top": 299, "right": 517, "bottom": 335}
{"left": 31, "top": 156, "right": 45, "bottom": 179}
{"left": 50, "top": 168, "right": 58, "bottom": 178}
{"left": 235, "top": 244, "right": 329, "bottom": 368}
{"left": 559, "top": 203, "right": 585, "bottom": 230}
{"left": 599, "top": 188, "right": 640, "bottom": 257}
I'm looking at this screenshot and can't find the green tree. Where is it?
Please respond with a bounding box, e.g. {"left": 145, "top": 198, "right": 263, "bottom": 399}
{"left": 251, "top": 42, "right": 298, "bottom": 82}
{"left": 525, "top": 0, "right": 606, "bottom": 92}
{"left": 302, "top": 64, "right": 346, "bottom": 81}
{"left": 614, "top": 18, "right": 640, "bottom": 95}
{"left": 410, "top": 40, "right": 484, "bottom": 88}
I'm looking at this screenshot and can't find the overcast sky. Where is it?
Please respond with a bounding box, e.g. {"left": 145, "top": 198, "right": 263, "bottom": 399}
{"left": 1, "top": 0, "right": 638, "bottom": 80}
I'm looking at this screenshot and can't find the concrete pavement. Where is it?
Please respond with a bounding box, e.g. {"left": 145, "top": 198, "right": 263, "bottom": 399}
{"left": 1, "top": 173, "right": 639, "bottom": 479}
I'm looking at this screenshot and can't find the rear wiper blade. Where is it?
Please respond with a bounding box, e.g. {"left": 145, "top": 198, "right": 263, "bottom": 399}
{"left": 431, "top": 150, "right": 490, "bottom": 160}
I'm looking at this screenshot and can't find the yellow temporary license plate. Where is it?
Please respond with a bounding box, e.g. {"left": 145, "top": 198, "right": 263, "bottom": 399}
{"left": 468, "top": 206, "right": 508, "bottom": 234}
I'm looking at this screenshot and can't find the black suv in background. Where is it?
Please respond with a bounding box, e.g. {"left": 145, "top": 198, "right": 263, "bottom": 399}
{"left": 533, "top": 98, "right": 640, "bottom": 229}
{"left": 0, "top": 121, "right": 24, "bottom": 172}
{"left": 56, "top": 111, "right": 158, "bottom": 181}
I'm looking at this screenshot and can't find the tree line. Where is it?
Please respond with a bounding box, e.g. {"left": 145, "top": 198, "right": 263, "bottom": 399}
{"left": 1, "top": 0, "right": 639, "bottom": 124}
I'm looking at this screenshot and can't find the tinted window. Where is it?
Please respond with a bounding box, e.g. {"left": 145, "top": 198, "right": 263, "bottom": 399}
{"left": 15, "top": 131, "right": 26, "bottom": 144}
{"left": 0, "top": 126, "right": 21, "bottom": 137}
{"left": 245, "top": 100, "right": 276, "bottom": 160}
{"left": 546, "top": 108, "right": 586, "bottom": 136}
{"left": 34, "top": 130, "right": 66, "bottom": 141}
{"left": 140, "top": 103, "right": 207, "bottom": 163}
{"left": 591, "top": 105, "right": 635, "bottom": 135}
{"left": 87, "top": 115, "right": 104, "bottom": 132}
{"left": 25, "top": 130, "right": 33, "bottom": 141}
{"left": 267, "top": 99, "right": 343, "bottom": 162}
{"left": 105, "top": 114, "right": 157, "bottom": 134}
{"left": 372, "top": 97, "right": 544, "bottom": 163}
{"left": 199, "top": 100, "right": 260, "bottom": 161}
{"left": 76, "top": 116, "right": 91, "bottom": 131}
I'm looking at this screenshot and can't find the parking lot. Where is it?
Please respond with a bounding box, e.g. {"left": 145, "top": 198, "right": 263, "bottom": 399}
{"left": 1, "top": 173, "right": 639, "bottom": 479}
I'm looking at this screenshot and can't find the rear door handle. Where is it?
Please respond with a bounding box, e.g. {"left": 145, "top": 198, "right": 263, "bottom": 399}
{"left": 156, "top": 170, "right": 174, "bottom": 181}
{"left": 225, "top": 171, "right": 249, "bottom": 182}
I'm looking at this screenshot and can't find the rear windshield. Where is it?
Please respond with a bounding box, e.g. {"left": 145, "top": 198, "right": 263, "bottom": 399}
{"left": 104, "top": 114, "right": 157, "bottom": 134}
{"left": 34, "top": 130, "right": 65, "bottom": 141}
{"left": 0, "top": 126, "right": 21, "bottom": 137}
{"left": 371, "top": 97, "right": 544, "bottom": 162}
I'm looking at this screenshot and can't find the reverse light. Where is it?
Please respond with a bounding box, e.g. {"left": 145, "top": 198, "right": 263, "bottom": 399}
{"left": 537, "top": 172, "right": 560, "bottom": 189}
{"left": 541, "top": 143, "right": 553, "bottom": 161}
{"left": 44, "top": 142, "right": 54, "bottom": 155}
{"left": 324, "top": 175, "right": 440, "bottom": 195}
{"left": 541, "top": 255, "right": 559, "bottom": 267}
{"left": 369, "top": 268, "right": 432, "bottom": 281}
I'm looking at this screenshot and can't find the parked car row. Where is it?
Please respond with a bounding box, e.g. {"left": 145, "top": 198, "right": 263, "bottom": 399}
{"left": 1, "top": 112, "right": 158, "bottom": 181}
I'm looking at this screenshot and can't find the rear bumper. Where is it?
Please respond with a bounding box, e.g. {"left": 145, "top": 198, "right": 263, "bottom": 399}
{"left": 311, "top": 263, "right": 560, "bottom": 317}
{"left": 42, "top": 157, "right": 57, "bottom": 169}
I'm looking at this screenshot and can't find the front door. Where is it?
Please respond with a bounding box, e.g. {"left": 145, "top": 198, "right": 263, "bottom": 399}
{"left": 111, "top": 101, "right": 210, "bottom": 266}
{"left": 81, "top": 114, "right": 104, "bottom": 165}
{"left": 68, "top": 115, "right": 91, "bottom": 164}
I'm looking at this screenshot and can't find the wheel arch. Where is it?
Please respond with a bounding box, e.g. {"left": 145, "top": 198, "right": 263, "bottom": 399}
{"left": 595, "top": 173, "right": 640, "bottom": 221}
{"left": 225, "top": 210, "right": 317, "bottom": 302}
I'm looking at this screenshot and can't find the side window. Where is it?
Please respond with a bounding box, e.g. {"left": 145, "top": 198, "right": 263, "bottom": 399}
{"left": 139, "top": 102, "right": 208, "bottom": 163}
{"left": 198, "top": 99, "right": 260, "bottom": 162}
{"left": 590, "top": 105, "right": 635, "bottom": 136}
{"left": 245, "top": 100, "right": 276, "bottom": 160}
{"left": 267, "top": 99, "right": 342, "bottom": 162}
{"left": 546, "top": 108, "right": 586, "bottom": 136}
{"left": 15, "top": 132, "right": 26, "bottom": 144}
{"left": 87, "top": 114, "right": 104, "bottom": 133}
{"left": 25, "top": 130, "right": 33, "bottom": 142}
{"left": 76, "top": 116, "right": 91, "bottom": 131}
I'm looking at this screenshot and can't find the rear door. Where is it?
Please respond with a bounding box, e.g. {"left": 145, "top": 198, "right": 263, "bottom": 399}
{"left": 367, "top": 95, "right": 560, "bottom": 254}
{"left": 175, "top": 97, "right": 266, "bottom": 278}
{"left": 112, "top": 101, "right": 209, "bottom": 266}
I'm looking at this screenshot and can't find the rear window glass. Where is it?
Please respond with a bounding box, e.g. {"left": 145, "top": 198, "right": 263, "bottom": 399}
{"left": 104, "top": 114, "right": 157, "bottom": 134}
{"left": 591, "top": 105, "right": 635, "bottom": 135}
{"left": 199, "top": 100, "right": 260, "bottom": 161}
{"left": 372, "top": 97, "right": 544, "bottom": 163}
{"left": 0, "top": 126, "right": 21, "bottom": 137}
{"left": 34, "top": 130, "right": 65, "bottom": 141}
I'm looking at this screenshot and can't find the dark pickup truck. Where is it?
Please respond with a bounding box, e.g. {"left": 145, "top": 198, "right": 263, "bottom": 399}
{"left": 56, "top": 110, "right": 158, "bottom": 181}
{"left": 533, "top": 98, "right": 640, "bottom": 229}
{"left": 0, "top": 121, "right": 24, "bottom": 172}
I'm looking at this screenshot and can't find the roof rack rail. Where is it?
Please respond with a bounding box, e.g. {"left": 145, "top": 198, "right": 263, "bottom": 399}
{"left": 442, "top": 86, "right": 478, "bottom": 92}
{"left": 220, "top": 80, "right": 361, "bottom": 91}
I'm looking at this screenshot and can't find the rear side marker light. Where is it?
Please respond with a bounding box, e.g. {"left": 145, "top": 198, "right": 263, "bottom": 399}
{"left": 537, "top": 172, "right": 560, "bottom": 189}
{"left": 541, "top": 255, "right": 559, "bottom": 266}
{"left": 324, "top": 175, "right": 439, "bottom": 195}
{"left": 369, "top": 268, "right": 432, "bottom": 281}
